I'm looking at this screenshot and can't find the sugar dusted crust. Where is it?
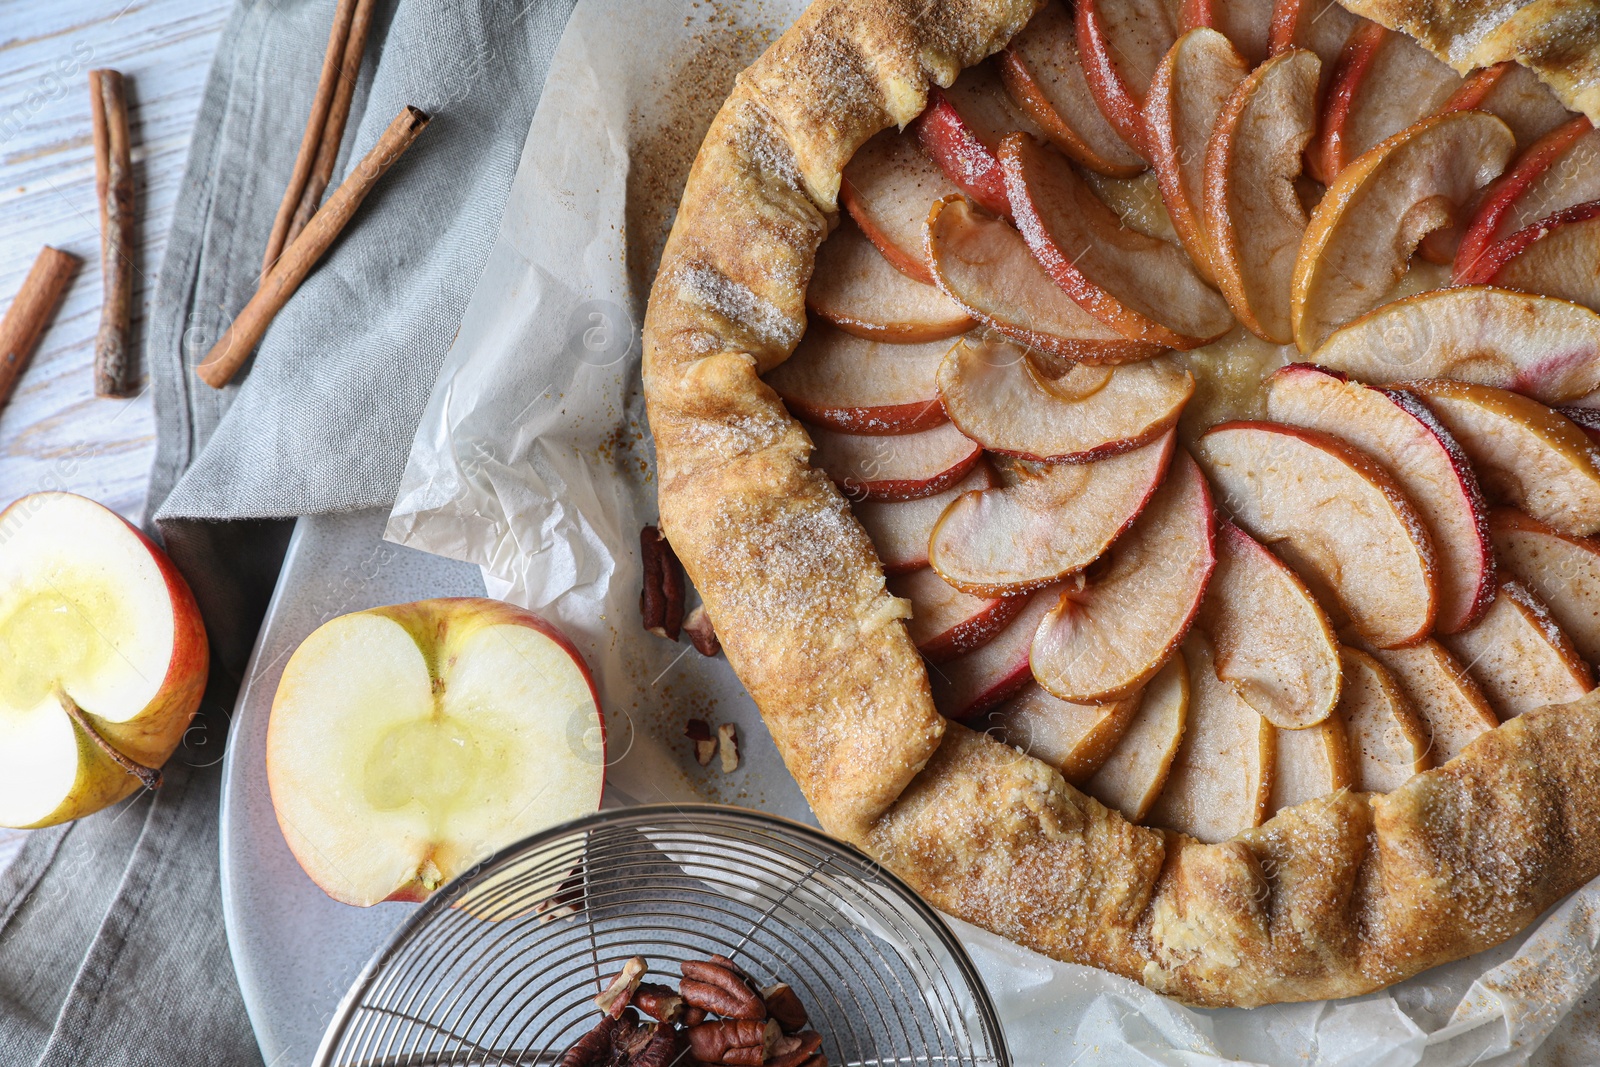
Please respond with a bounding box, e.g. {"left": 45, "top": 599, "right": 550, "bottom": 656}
{"left": 640, "top": 0, "right": 1600, "bottom": 1006}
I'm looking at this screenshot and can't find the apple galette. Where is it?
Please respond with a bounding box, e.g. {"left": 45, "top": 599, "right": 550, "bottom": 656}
{"left": 642, "top": 0, "right": 1600, "bottom": 1006}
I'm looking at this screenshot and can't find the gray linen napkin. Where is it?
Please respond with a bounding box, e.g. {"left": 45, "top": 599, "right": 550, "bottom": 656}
{"left": 0, "top": 0, "right": 577, "bottom": 1063}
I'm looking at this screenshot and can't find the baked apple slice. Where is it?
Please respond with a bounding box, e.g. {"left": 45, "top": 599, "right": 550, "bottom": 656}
{"left": 1204, "top": 47, "right": 1322, "bottom": 344}
{"left": 983, "top": 684, "right": 1141, "bottom": 781}
{"left": 1337, "top": 646, "right": 1432, "bottom": 793}
{"left": 1265, "top": 364, "right": 1494, "bottom": 633}
{"left": 1077, "top": 0, "right": 1183, "bottom": 151}
{"left": 887, "top": 567, "right": 1029, "bottom": 665}
{"left": 1080, "top": 650, "right": 1189, "bottom": 820}
{"left": 1309, "top": 286, "right": 1600, "bottom": 408}
{"left": 929, "top": 431, "right": 1174, "bottom": 597}
{"left": 840, "top": 130, "right": 964, "bottom": 284}
{"left": 1180, "top": 0, "right": 1275, "bottom": 65}
{"left": 929, "top": 584, "right": 1063, "bottom": 720}
{"left": 1031, "top": 449, "right": 1215, "bottom": 703}
{"left": 1144, "top": 631, "right": 1272, "bottom": 843}
{"left": 1268, "top": 0, "right": 1361, "bottom": 99}
{"left": 764, "top": 324, "right": 952, "bottom": 434}
{"left": 1441, "top": 580, "right": 1593, "bottom": 720}
{"left": 1000, "top": 133, "right": 1234, "bottom": 348}
{"left": 925, "top": 195, "right": 1162, "bottom": 364}
{"left": 1359, "top": 636, "right": 1497, "bottom": 763}
{"left": 1268, "top": 714, "right": 1354, "bottom": 815}
{"left": 810, "top": 421, "right": 982, "bottom": 502}
{"left": 1404, "top": 378, "right": 1600, "bottom": 536}
{"left": 1197, "top": 521, "right": 1341, "bottom": 728}
{"left": 808, "top": 217, "right": 973, "bottom": 342}
{"left": 937, "top": 337, "right": 1193, "bottom": 462}
{"left": 1490, "top": 506, "right": 1600, "bottom": 663}
{"left": 914, "top": 62, "right": 1047, "bottom": 217}
{"left": 854, "top": 464, "right": 996, "bottom": 575}
{"left": 999, "top": 0, "right": 1146, "bottom": 177}
{"left": 1463, "top": 199, "right": 1600, "bottom": 313}
{"left": 1439, "top": 62, "right": 1573, "bottom": 150}
{"left": 1292, "top": 109, "right": 1516, "bottom": 352}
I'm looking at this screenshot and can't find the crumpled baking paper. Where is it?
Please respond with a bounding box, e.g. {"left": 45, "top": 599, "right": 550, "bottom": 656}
{"left": 385, "top": 1, "right": 1600, "bottom": 1062}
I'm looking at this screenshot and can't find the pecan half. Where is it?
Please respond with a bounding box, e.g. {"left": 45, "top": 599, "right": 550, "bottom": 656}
{"left": 685, "top": 1018, "right": 781, "bottom": 1064}
{"left": 629, "top": 1023, "right": 686, "bottom": 1067}
{"left": 762, "top": 983, "right": 808, "bottom": 1032}
{"left": 556, "top": 1013, "right": 619, "bottom": 1067}
{"left": 640, "top": 526, "right": 685, "bottom": 641}
{"left": 596, "top": 956, "right": 648, "bottom": 1018}
{"left": 631, "top": 982, "right": 685, "bottom": 1025}
{"left": 682, "top": 1006, "right": 708, "bottom": 1026}
{"left": 681, "top": 959, "right": 764, "bottom": 1019}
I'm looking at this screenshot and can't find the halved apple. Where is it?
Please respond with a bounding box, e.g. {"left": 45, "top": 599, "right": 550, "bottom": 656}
{"left": 1337, "top": 646, "right": 1432, "bottom": 793}
{"left": 1359, "top": 636, "right": 1497, "bottom": 764}
{"left": 1144, "top": 631, "right": 1272, "bottom": 843}
{"left": 999, "top": 0, "right": 1147, "bottom": 177}
{"left": 1267, "top": 0, "right": 1361, "bottom": 99}
{"left": 764, "top": 324, "right": 952, "bottom": 434}
{"left": 925, "top": 195, "right": 1162, "bottom": 364}
{"left": 1466, "top": 199, "right": 1600, "bottom": 314}
{"left": 1197, "top": 521, "right": 1341, "bottom": 728}
{"left": 982, "top": 684, "right": 1141, "bottom": 781}
{"left": 1292, "top": 109, "right": 1515, "bottom": 352}
{"left": 1309, "top": 286, "right": 1600, "bottom": 408}
{"left": 913, "top": 62, "right": 1047, "bottom": 217}
{"left": 929, "top": 431, "right": 1175, "bottom": 596}
{"left": 886, "top": 567, "right": 1028, "bottom": 665}
{"left": 1490, "top": 506, "right": 1600, "bottom": 663}
{"left": 854, "top": 465, "right": 996, "bottom": 575}
{"left": 1439, "top": 61, "right": 1573, "bottom": 150}
{"left": 1198, "top": 420, "right": 1437, "bottom": 647}
{"left": 1031, "top": 449, "right": 1215, "bottom": 703}
{"left": 840, "top": 130, "right": 964, "bottom": 284}
{"left": 928, "top": 584, "right": 1063, "bottom": 720}
{"left": 1000, "top": 135, "right": 1234, "bottom": 349}
{"left": 808, "top": 217, "right": 973, "bottom": 342}
{"left": 1077, "top": 0, "right": 1183, "bottom": 151}
{"left": 1081, "top": 649, "right": 1190, "bottom": 820}
{"left": 810, "top": 421, "right": 983, "bottom": 503}
{"left": 936, "top": 336, "right": 1193, "bottom": 461}
{"left": 1441, "top": 580, "right": 1594, "bottom": 720}
{"left": 0, "top": 492, "right": 208, "bottom": 829}
{"left": 1180, "top": 0, "right": 1275, "bottom": 65}
{"left": 1268, "top": 714, "right": 1353, "bottom": 815}
{"left": 1204, "top": 48, "right": 1322, "bottom": 343}
{"left": 267, "top": 598, "right": 604, "bottom": 906}
{"left": 1404, "top": 378, "right": 1600, "bottom": 536}
{"left": 1265, "top": 364, "right": 1494, "bottom": 632}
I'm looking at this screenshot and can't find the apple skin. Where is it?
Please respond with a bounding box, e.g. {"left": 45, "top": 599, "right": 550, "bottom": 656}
{"left": 1455, "top": 116, "right": 1594, "bottom": 282}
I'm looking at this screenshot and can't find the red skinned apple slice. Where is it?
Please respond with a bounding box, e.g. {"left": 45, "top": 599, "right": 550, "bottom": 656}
{"left": 1144, "top": 631, "right": 1272, "bottom": 842}
{"left": 929, "top": 584, "right": 1063, "bottom": 720}
{"left": 1198, "top": 421, "right": 1438, "bottom": 647}
{"left": 0, "top": 492, "right": 208, "bottom": 829}
{"left": 267, "top": 598, "right": 604, "bottom": 906}
{"left": 1292, "top": 109, "right": 1515, "bottom": 352}
{"left": 808, "top": 218, "right": 973, "bottom": 342}
{"left": 1144, "top": 29, "right": 1249, "bottom": 285}
{"left": 811, "top": 421, "right": 982, "bottom": 503}
{"left": 1197, "top": 521, "right": 1341, "bottom": 728}
{"left": 887, "top": 567, "right": 1029, "bottom": 665}
{"left": 982, "top": 684, "right": 1141, "bottom": 781}
{"left": 1439, "top": 62, "right": 1573, "bottom": 150}
{"left": 925, "top": 196, "right": 1163, "bottom": 364}
{"left": 1359, "top": 636, "right": 1497, "bottom": 764}
{"left": 1031, "top": 449, "right": 1215, "bottom": 703}
{"left": 1081, "top": 650, "right": 1190, "bottom": 820}
{"left": 1490, "top": 506, "right": 1600, "bottom": 663}
{"left": 854, "top": 465, "right": 995, "bottom": 575}
{"left": 999, "top": 0, "right": 1147, "bottom": 177}
{"left": 1404, "top": 378, "right": 1600, "bottom": 536}
{"left": 913, "top": 62, "right": 1048, "bottom": 217}
{"left": 937, "top": 336, "right": 1193, "bottom": 461}
{"left": 1181, "top": 0, "right": 1275, "bottom": 65}
{"left": 764, "top": 324, "right": 951, "bottom": 434}
{"left": 1338, "top": 646, "right": 1432, "bottom": 793}
{"left": 1265, "top": 364, "right": 1494, "bottom": 632}
{"left": 1268, "top": 0, "right": 1361, "bottom": 100}
{"left": 1309, "top": 286, "right": 1600, "bottom": 408}
{"left": 1268, "top": 714, "right": 1354, "bottom": 815}
{"left": 1002, "top": 133, "right": 1234, "bottom": 348}
{"left": 1205, "top": 48, "right": 1322, "bottom": 343}
{"left": 1467, "top": 199, "right": 1600, "bottom": 314}
{"left": 1078, "top": 0, "right": 1182, "bottom": 151}
{"left": 840, "top": 130, "right": 964, "bottom": 284}
{"left": 1441, "top": 580, "right": 1593, "bottom": 719}
{"left": 929, "top": 431, "right": 1175, "bottom": 596}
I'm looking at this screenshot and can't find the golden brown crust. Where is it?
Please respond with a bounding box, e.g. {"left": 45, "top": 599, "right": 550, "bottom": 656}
{"left": 641, "top": 0, "right": 1600, "bottom": 1005}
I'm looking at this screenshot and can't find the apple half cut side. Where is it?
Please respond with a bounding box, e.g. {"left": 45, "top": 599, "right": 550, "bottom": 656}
{"left": 1440, "top": 580, "right": 1594, "bottom": 720}
{"left": 936, "top": 336, "right": 1193, "bottom": 462}
{"left": 928, "top": 584, "right": 1063, "bottom": 720}
{"left": 1466, "top": 199, "right": 1600, "bottom": 315}
{"left": 1438, "top": 62, "right": 1573, "bottom": 152}
{"left": 763, "top": 323, "right": 952, "bottom": 435}
{"left": 1358, "top": 636, "right": 1497, "bottom": 764}
{"left": 1031, "top": 449, "right": 1216, "bottom": 704}
{"left": 810, "top": 420, "right": 982, "bottom": 503}
{"left": 886, "top": 567, "right": 1029, "bottom": 665}
{"left": 925, "top": 195, "right": 1162, "bottom": 365}
{"left": 999, "top": 0, "right": 1147, "bottom": 177}
{"left": 1338, "top": 646, "right": 1432, "bottom": 793}
{"left": 1077, "top": 0, "right": 1183, "bottom": 152}
{"left": 1144, "top": 631, "right": 1272, "bottom": 843}
{"left": 1265, "top": 364, "right": 1494, "bottom": 633}
{"left": 808, "top": 217, "right": 973, "bottom": 342}
{"left": 1197, "top": 520, "right": 1341, "bottom": 729}
{"left": 0, "top": 492, "right": 209, "bottom": 830}
{"left": 1081, "top": 649, "right": 1190, "bottom": 821}
{"left": 1308, "top": 286, "right": 1600, "bottom": 408}
{"left": 929, "top": 431, "right": 1175, "bottom": 597}
{"left": 981, "top": 683, "right": 1141, "bottom": 782}
{"left": 266, "top": 598, "right": 604, "bottom": 906}
{"left": 854, "top": 464, "right": 996, "bottom": 575}
{"left": 1268, "top": 714, "right": 1354, "bottom": 816}
{"left": 1292, "top": 109, "right": 1515, "bottom": 353}
{"left": 1490, "top": 506, "right": 1600, "bottom": 664}
{"left": 1000, "top": 135, "right": 1234, "bottom": 349}
{"left": 1404, "top": 378, "right": 1600, "bottom": 537}
{"left": 1204, "top": 47, "right": 1322, "bottom": 344}
{"left": 913, "top": 62, "right": 1048, "bottom": 218}
{"left": 840, "top": 130, "right": 965, "bottom": 285}
{"left": 1198, "top": 420, "right": 1438, "bottom": 648}
{"left": 1179, "top": 0, "right": 1275, "bottom": 66}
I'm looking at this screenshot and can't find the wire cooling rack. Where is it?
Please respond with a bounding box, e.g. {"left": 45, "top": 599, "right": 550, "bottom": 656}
{"left": 313, "top": 804, "right": 1009, "bottom": 1067}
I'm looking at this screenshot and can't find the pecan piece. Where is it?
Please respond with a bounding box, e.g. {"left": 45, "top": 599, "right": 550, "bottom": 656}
{"left": 769, "top": 1031, "right": 824, "bottom": 1067}
{"left": 681, "top": 959, "right": 764, "bottom": 1019}
{"left": 684, "top": 603, "right": 720, "bottom": 656}
{"left": 595, "top": 956, "right": 648, "bottom": 1018}
{"left": 556, "top": 1013, "right": 619, "bottom": 1067}
{"left": 631, "top": 982, "right": 685, "bottom": 1025}
{"left": 717, "top": 723, "right": 739, "bottom": 773}
{"left": 685, "top": 718, "right": 717, "bottom": 766}
{"left": 762, "top": 983, "right": 808, "bottom": 1032}
{"left": 685, "top": 1018, "right": 781, "bottom": 1065}
{"left": 629, "top": 1023, "right": 686, "bottom": 1067}
{"left": 639, "top": 526, "right": 685, "bottom": 641}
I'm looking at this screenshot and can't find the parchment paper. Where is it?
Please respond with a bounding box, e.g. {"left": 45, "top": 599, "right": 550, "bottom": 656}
{"left": 385, "top": 2, "right": 1600, "bottom": 1062}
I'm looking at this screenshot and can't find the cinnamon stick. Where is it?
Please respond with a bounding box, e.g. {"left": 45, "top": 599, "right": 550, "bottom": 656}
{"left": 90, "top": 68, "right": 135, "bottom": 398}
{"left": 260, "top": 0, "right": 361, "bottom": 276}
{"left": 196, "top": 105, "right": 430, "bottom": 388}
{"left": 0, "top": 247, "right": 80, "bottom": 414}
